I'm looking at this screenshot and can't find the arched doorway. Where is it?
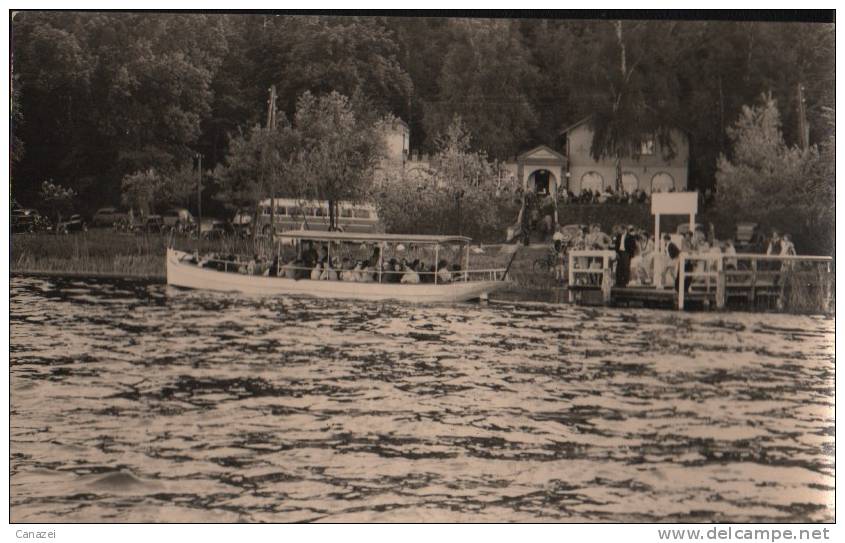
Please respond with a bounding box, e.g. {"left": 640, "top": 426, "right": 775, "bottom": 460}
{"left": 529, "top": 169, "right": 553, "bottom": 195}
{"left": 651, "top": 172, "right": 675, "bottom": 192}
{"left": 580, "top": 171, "right": 604, "bottom": 194}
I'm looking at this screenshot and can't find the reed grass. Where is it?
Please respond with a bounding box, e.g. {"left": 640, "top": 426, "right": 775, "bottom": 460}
{"left": 14, "top": 231, "right": 829, "bottom": 313}
{"left": 11, "top": 230, "right": 559, "bottom": 289}
{"left": 780, "top": 266, "right": 835, "bottom": 314}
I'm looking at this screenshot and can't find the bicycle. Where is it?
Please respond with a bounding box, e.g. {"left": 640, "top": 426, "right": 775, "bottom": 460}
{"left": 532, "top": 250, "right": 558, "bottom": 273}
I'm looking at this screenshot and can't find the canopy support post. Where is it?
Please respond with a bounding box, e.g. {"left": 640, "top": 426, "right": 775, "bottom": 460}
{"left": 434, "top": 244, "right": 439, "bottom": 285}
{"left": 378, "top": 242, "right": 384, "bottom": 283}
{"left": 464, "top": 243, "right": 470, "bottom": 282}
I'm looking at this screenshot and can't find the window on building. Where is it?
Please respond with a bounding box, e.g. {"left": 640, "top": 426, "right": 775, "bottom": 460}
{"left": 640, "top": 137, "right": 655, "bottom": 156}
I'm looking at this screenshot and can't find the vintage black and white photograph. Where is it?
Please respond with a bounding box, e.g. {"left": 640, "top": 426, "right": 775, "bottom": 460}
{"left": 7, "top": 10, "right": 835, "bottom": 525}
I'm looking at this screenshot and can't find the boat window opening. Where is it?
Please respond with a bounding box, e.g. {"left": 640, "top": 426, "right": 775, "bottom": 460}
{"left": 354, "top": 209, "right": 371, "bottom": 219}
{"left": 315, "top": 207, "right": 325, "bottom": 217}
{"left": 340, "top": 208, "right": 353, "bottom": 218}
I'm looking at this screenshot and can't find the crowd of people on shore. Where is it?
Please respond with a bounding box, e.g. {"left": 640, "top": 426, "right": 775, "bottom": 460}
{"left": 195, "top": 241, "right": 463, "bottom": 284}
{"left": 557, "top": 223, "right": 797, "bottom": 290}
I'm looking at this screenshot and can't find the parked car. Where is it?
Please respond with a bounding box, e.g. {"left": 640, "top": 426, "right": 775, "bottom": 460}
{"left": 144, "top": 215, "right": 165, "bottom": 233}
{"left": 56, "top": 214, "right": 88, "bottom": 234}
{"left": 162, "top": 208, "right": 194, "bottom": 232}
{"left": 231, "top": 209, "right": 252, "bottom": 237}
{"left": 11, "top": 205, "right": 46, "bottom": 233}
{"left": 199, "top": 218, "right": 232, "bottom": 240}
{"left": 92, "top": 207, "right": 129, "bottom": 227}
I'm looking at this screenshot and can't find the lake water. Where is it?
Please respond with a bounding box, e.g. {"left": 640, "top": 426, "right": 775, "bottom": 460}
{"left": 10, "top": 276, "right": 835, "bottom": 522}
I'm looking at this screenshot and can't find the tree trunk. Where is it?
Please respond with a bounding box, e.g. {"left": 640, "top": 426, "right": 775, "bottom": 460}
{"left": 615, "top": 20, "right": 626, "bottom": 78}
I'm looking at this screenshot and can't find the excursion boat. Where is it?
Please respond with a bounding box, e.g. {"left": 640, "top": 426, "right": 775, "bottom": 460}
{"left": 166, "top": 230, "right": 511, "bottom": 303}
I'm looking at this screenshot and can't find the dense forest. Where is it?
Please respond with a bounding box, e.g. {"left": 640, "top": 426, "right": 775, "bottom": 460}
{"left": 10, "top": 13, "right": 834, "bottom": 217}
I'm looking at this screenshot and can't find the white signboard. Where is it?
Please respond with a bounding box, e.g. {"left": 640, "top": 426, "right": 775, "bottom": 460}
{"left": 651, "top": 192, "right": 698, "bottom": 215}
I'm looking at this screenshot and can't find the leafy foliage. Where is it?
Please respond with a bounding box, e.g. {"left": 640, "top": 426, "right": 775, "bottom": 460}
{"left": 213, "top": 122, "right": 301, "bottom": 214}
{"left": 715, "top": 94, "right": 831, "bottom": 255}
{"left": 293, "top": 91, "right": 386, "bottom": 220}
{"left": 11, "top": 13, "right": 835, "bottom": 224}
{"left": 120, "top": 169, "right": 162, "bottom": 216}
{"left": 375, "top": 117, "right": 520, "bottom": 240}
{"left": 39, "top": 179, "right": 77, "bottom": 222}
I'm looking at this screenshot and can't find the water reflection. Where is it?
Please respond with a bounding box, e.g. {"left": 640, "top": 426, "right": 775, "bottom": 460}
{"left": 10, "top": 276, "right": 834, "bottom": 522}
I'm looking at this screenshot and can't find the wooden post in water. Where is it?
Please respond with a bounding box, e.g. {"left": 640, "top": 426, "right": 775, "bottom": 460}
{"left": 568, "top": 252, "right": 575, "bottom": 303}
{"left": 377, "top": 242, "right": 384, "bottom": 283}
{"left": 749, "top": 258, "right": 757, "bottom": 306}
{"left": 601, "top": 254, "right": 612, "bottom": 305}
{"left": 677, "top": 254, "right": 686, "bottom": 310}
{"left": 434, "top": 244, "right": 439, "bottom": 285}
{"left": 777, "top": 264, "right": 787, "bottom": 310}
{"left": 716, "top": 255, "right": 726, "bottom": 309}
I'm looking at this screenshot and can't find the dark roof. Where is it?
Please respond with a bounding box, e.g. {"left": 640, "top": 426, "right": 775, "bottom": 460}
{"left": 517, "top": 144, "right": 566, "bottom": 162}
{"left": 276, "top": 230, "right": 472, "bottom": 244}
{"left": 559, "top": 114, "right": 693, "bottom": 137}
{"left": 558, "top": 115, "right": 594, "bottom": 135}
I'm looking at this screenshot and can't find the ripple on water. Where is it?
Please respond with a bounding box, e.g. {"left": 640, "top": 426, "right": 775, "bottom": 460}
{"left": 9, "top": 276, "right": 835, "bottom": 522}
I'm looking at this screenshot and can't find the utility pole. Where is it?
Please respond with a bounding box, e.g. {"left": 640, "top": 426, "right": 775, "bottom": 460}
{"left": 196, "top": 153, "right": 202, "bottom": 241}
{"left": 797, "top": 82, "right": 809, "bottom": 150}
{"left": 267, "top": 85, "right": 278, "bottom": 236}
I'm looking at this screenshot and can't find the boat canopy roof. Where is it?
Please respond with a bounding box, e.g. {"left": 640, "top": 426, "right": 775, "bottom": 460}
{"left": 276, "top": 229, "right": 473, "bottom": 244}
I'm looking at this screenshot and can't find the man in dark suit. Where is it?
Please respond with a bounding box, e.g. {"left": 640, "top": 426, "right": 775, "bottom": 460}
{"left": 614, "top": 225, "right": 634, "bottom": 287}
{"left": 621, "top": 225, "right": 638, "bottom": 286}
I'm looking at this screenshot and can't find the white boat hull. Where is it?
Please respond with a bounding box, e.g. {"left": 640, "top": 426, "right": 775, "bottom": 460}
{"left": 166, "top": 249, "right": 506, "bottom": 303}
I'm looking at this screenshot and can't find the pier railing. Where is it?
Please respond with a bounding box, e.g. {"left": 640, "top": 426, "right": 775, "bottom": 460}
{"left": 567, "top": 249, "right": 833, "bottom": 311}
{"left": 184, "top": 254, "right": 506, "bottom": 283}
{"left": 567, "top": 250, "right": 616, "bottom": 303}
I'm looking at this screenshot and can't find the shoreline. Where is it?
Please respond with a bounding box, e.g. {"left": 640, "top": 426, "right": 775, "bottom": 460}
{"left": 11, "top": 269, "right": 167, "bottom": 281}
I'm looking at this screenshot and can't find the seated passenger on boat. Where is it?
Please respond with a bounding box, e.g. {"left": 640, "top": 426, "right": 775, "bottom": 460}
{"left": 301, "top": 241, "right": 318, "bottom": 268}
{"left": 437, "top": 260, "right": 451, "bottom": 283}
{"left": 401, "top": 260, "right": 421, "bottom": 284}
{"left": 311, "top": 262, "right": 324, "bottom": 280}
{"left": 360, "top": 260, "right": 375, "bottom": 282}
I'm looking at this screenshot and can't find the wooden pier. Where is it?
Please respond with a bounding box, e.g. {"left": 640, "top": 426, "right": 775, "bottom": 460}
{"left": 567, "top": 250, "right": 833, "bottom": 311}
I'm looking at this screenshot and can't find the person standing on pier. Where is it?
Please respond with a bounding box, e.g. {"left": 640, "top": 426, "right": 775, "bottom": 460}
{"left": 613, "top": 225, "right": 636, "bottom": 287}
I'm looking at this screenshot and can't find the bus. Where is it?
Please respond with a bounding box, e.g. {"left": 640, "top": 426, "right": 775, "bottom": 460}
{"left": 233, "top": 198, "right": 381, "bottom": 236}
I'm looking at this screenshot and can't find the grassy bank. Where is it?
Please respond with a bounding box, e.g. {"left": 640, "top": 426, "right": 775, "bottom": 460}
{"left": 11, "top": 230, "right": 558, "bottom": 288}
{"left": 11, "top": 230, "right": 283, "bottom": 279}
{"left": 11, "top": 231, "right": 831, "bottom": 314}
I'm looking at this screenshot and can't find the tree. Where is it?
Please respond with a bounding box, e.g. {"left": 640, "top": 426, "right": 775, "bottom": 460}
{"left": 213, "top": 121, "right": 302, "bottom": 237}
{"left": 159, "top": 163, "right": 201, "bottom": 209}
{"left": 39, "top": 179, "right": 76, "bottom": 227}
{"left": 246, "top": 16, "right": 412, "bottom": 119}
{"left": 715, "top": 94, "right": 828, "bottom": 254}
{"left": 374, "top": 116, "right": 518, "bottom": 239}
{"left": 120, "top": 169, "right": 162, "bottom": 217}
{"left": 579, "top": 20, "right": 692, "bottom": 190}
{"left": 293, "top": 91, "right": 386, "bottom": 230}
{"left": 422, "top": 19, "right": 538, "bottom": 159}
{"left": 12, "top": 12, "right": 228, "bottom": 207}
